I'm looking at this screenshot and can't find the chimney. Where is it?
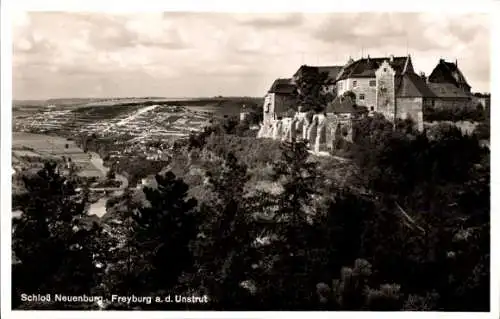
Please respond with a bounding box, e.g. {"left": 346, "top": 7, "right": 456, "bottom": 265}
{"left": 439, "top": 58, "right": 445, "bottom": 64}
{"left": 367, "top": 54, "right": 370, "bottom": 62}
{"left": 347, "top": 56, "right": 354, "bottom": 65}
{"left": 419, "top": 71, "right": 427, "bottom": 83}
{"left": 455, "top": 58, "right": 458, "bottom": 67}
{"left": 389, "top": 54, "right": 394, "bottom": 63}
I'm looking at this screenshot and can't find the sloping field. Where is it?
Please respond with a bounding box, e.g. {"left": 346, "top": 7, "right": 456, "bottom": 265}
{"left": 12, "top": 132, "right": 104, "bottom": 178}
{"left": 71, "top": 103, "right": 144, "bottom": 118}
{"left": 12, "top": 97, "right": 263, "bottom": 147}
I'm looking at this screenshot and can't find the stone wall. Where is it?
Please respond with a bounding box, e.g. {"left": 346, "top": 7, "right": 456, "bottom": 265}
{"left": 472, "top": 96, "right": 490, "bottom": 111}
{"left": 432, "top": 98, "right": 473, "bottom": 110}
{"left": 257, "top": 111, "right": 354, "bottom": 154}
{"left": 396, "top": 97, "right": 424, "bottom": 131}
{"left": 424, "top": 120, "right": 479, "bottom": 135}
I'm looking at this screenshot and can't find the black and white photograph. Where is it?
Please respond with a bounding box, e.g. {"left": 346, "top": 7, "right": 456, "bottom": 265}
{"left": 2, "top": 1, "right": 494, "bottom": 315}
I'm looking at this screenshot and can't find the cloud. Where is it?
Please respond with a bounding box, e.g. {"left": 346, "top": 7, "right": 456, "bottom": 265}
{"left": 313, "top": 13, "right": 447, "bottom": 52}
{"left": 235, "top": 13, "right": 304, "bottom": 28}
{"left": 12, "top": 12, "right": 490, "bottom": 99}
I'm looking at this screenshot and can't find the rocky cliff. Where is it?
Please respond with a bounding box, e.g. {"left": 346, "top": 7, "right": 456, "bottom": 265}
{"left": 258, "top": 111, "right": 354, "bottom": 153}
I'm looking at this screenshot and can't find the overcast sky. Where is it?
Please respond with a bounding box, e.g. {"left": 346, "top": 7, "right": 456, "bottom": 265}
{"left": 13, "top": 12, "right": 490, "bottom": 100}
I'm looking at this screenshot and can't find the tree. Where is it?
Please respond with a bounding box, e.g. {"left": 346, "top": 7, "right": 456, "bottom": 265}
{"left": 295, "top": 67, "right": 334, "bottom": 112}
{"left": 473, "top": 122, "right": 490, "bottom": 141}
{"left": 190, "top": 152, "right": 260, "bottom": 309}
{"left": 221, "top": 116, "right": 240, "bottom": 135}
{"left": 103, "top": 171, "right": 199, "bottom": 309}
{"left": 255, "top": 140, "right": 323, "bottom": 309}
{"left": 12, "top": 162, "right": 113, "bottom": 309}
{"left": 342, "top": 90, "right": 357, "bottom": 102}
{"left": 347, "top": 116, "right": 490, "bottom": 311}
{"left": 100, "top": 188, "right": 146, "bottom": 309}
{"left": 316, "top": 259, "right": 403, "bottom": 311}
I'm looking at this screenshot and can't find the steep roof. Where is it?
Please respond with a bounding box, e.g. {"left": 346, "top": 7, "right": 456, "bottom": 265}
{"left": 336, "top": 56, "right": 410, "bottom": 81}
{"left": 317, "top": 66, "right": 343, "bottom": 81}
{"left": 325, "top": 96, "right": 357, "bottom": 114}
{"left": 427, "top": 82, "right": 471, "bottom": 98}
{"left": 293, "top": 65, "right": 343, "bottom": 82}
{"left": 268, "top": 78, "right": 296, "bottom": 94}
{"left": 428, "top": 59, "right": 471, "bottom": 89}
{"left": 396, "top": 72, "right": 436, "bottom": 98}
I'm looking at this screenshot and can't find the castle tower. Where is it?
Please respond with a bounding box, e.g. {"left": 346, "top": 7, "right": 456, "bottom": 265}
{"left": 375, "top": 60, "right": 396, "bottom": 122}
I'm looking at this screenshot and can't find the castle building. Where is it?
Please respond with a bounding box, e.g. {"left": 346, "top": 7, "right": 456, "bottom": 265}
{"left": 263, "top": 78, "right": 296, "bottom": 126}
{"left": 259, "top": 54, "right": 486, "bottom": 148}
{"left": 333, "top": 55, "right": 477, "bottom": 129}
{"left": 335, "top": 55, "right": 411, "bottom": 111}
{"left": 333, "top": 55, "right": 432, "bottom": 128}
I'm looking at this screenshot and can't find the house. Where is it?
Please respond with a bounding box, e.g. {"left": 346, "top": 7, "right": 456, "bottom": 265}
{"left": 428, "top": 59, "right": 471, "bottom": 93}
{"left": 263, "top": 78, "right": 297, "bottom": 125}
{"left": 426, "top": 59, "right": 474, "bottom": 110}
{"left": 335, "top": 55, "right": 412, "bottom": 110}
{"left": 325, "top": 95, "right": 359, "bottom": 120}
{"left": 323, "top": 96, "right": 360, "bottom": 144}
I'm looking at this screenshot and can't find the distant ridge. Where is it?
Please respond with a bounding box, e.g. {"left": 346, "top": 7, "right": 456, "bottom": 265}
{"left": 14, "top": 96, "right": 263, "bottom": 105}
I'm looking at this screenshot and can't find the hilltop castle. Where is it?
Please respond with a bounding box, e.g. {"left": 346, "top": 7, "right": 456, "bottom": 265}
{"left": 258, "top": 55, "right": 489, "bottom": 152}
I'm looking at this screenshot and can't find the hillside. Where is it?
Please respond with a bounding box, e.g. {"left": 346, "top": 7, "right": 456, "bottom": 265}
{"left": 13, "top": 97, "right": 263, "bottom": 142}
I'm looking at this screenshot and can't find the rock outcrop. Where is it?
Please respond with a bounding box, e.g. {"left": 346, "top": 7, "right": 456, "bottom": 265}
{"left": 257, "top": 111, "right": 355, "bottom": 153}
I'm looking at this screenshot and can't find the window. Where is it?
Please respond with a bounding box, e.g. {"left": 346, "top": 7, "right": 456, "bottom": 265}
{"left": 353, "top": 80, "right": 357, "bottom": 87}
{"left": 383, "top": 68, "right": 387, "bottom": 72}
{"left": 369, "top": 80, "right": 376, "bottom": 87}
{"left": 370, "top": 106, "right": 374, "bottom": 111}
{"left": 338, "top": 82, "right": 343, "bottom": 90}
{"left": 359, "top": 94, "right": 365, "bottom": 100}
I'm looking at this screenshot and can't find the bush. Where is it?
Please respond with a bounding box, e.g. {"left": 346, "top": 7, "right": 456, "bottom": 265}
{"left": 473, "top": 122, "right": 490, "bottom": 140}
{"left": 424, "top": 107, "right": 485, "bottom": 122}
